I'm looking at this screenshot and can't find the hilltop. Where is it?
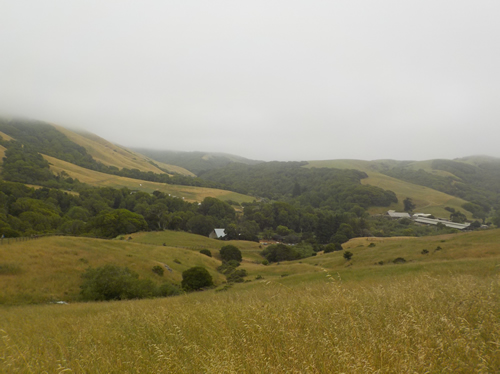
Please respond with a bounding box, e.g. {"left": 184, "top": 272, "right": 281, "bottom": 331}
{"left": 131, "top": 147, "right": 263, "bottom": 175}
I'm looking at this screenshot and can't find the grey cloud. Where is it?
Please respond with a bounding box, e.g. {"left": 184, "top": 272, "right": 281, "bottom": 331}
{"left": 1, "top": 0, "right": 499, "bottom": 161}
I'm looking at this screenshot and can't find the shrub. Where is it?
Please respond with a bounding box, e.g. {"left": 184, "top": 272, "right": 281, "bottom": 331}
{"left": 220, "top": 245, "right": 242, "bottom": 263}
{"left": 261, "top": 259, "right": 269, "bottom": 265}
{"left": 261, "top": 244, "right": 301, "bottom": 263}
{"left": 312, "top": 244, "right": 324, "bottom": 252}
{"left": 217, "top": 260, "right": 240, "bottom": 275}
{"left": 421, "top": 249, "right": 429, "bottom": 255}
{"left": 152, "top": 265, "right": 164, "bottom": 276}
{"left": 200, "top": 249, "right": 212, "bottom": 257}
{"left": 435, "top": 246, "right": 442, "bottom": 251}
{"left": 80, "top": 264, "right": 155, "bottom": 301}
{"left": 157, "top": 282, "right": 182, "bottom": 297}
{"left": 393, "top": 257, "right": 406, "bottom": 264}
{"left": 226, "top": 269, "right": 247, "bottom": 283}
{"left": 174, "top": 259, "right": 181, "bottom": 264}
{"left": 181, "top": 267, "right": 214, "bottom": 291}
{"left": 343, "top": 251, "right": 353, "bottom": 261}
{"left": 324, "top": 242, "right": 343, "bottom": 253}
{"left": 368, "top": 243, "right": 376, "bottom": 248}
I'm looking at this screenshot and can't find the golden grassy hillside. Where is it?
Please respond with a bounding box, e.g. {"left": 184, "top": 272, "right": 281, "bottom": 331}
{"left": 0, "top": 130, "right": 13, "bottom": 141}
{"left": 0, "top": 236, "right": 226, "bottom": 305}
{"left": 53, "top": 125, "right": 195, "bottom": 176}
{"left": 1, "top": 260, "right": 499, "bottom": 372}
{"left": 43, "top": 154, "right": 254, "bottom": 203}
{"left": 0, "top": 145, "right": 6, "bottom": 164}
{"left": 305, "top": 159, "right": 471, "bottom": 218}
{"left": 130, "top": 230, "right": 263, "bottom": 262}
{"left": 1, "top": 231, "right": 499, "bottom": 371}
{"left": 2, "top": 229, "right": 499, "bottom": 305}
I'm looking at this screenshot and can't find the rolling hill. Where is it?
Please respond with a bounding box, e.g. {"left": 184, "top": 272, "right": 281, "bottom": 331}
{"left": 132, "top": 148, "right": 263, "bottom": 175}
{"left": 305, "top": 159, "right": 473, "bottom": 218}
{"left": 53, "top": 125, "right": 195, "bottom": 176}
{"left": 43, "top": 154, "right": 254, "bottom": 203}
{"left": 1, "top": 228, "right": 499, "bottom": 305}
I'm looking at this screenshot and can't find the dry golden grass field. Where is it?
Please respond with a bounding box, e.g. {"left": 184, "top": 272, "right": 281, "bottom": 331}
{"left": 0, "top": 145, "right": 6, "bottom": 164}
{"left": 43, "top": 154, "right": 254, "bottom": 204}
{"left": 1, "top": 273, "right": 499, "bottom": 373}
{"left": 305, "top": 160, "right": 472, "bottom": 219}
{"left": 0, "top": 130, "right": 13, "bottom": 142}
{"left": 1, "top": 230, "right": 499, "bottom": 372}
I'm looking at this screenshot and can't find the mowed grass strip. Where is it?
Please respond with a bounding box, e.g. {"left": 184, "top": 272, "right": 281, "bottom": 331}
{"left": 1, "top": 272, "right": 499, "bottom": 373}
{"left": 305, "top": 160, "right": 471, "bottom": 219}
{"left": 43, "top": 154, "right": 254, "bottom": 203}
{"left": 0, "top": 236, "right": 225, "bottom": 305}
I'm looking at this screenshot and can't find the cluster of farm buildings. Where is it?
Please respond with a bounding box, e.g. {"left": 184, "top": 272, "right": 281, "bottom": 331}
{"left": 386, "top": 210, "right": 471, "bottom": 230}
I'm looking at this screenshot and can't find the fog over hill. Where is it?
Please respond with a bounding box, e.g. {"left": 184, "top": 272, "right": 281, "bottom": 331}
{"left": 2, "top": 1, "right": 500, "bottom": 161}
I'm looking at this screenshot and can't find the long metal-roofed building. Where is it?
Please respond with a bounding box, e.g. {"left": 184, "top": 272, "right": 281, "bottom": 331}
{"left": 413, "top": 217, "right": 470, "bottom": 230}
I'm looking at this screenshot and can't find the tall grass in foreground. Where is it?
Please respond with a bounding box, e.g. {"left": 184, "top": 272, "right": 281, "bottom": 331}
{"left": 1, "top": 273, "right": 499, "bottom": 373}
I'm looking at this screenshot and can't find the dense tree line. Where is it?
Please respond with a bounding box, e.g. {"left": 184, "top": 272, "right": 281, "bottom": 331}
{"left": 200, "top": 162, "right": 398, "bottom": 209}
{"left": 0, "top": 181, "right": 236, "bottom": 238}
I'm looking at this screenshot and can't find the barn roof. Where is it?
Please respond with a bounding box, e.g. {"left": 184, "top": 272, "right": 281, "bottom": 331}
{"left": 213, "top": 229, "right": 227, "bottom": 238}
{"left": 387, "top": 210, "right": 411, "bottom": 218}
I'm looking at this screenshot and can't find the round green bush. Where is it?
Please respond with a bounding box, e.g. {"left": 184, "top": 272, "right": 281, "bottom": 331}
{"left": 324, "top": 242, "right": 343, "bottom": 253}
{"left": 200, "top": 249, "right": 212, "bottom": 257}
{"left": 220, "top": 245, "right": 242, "bottom": 263}
{"left": 181, "top": 266, "right": 214, "bottom": 291}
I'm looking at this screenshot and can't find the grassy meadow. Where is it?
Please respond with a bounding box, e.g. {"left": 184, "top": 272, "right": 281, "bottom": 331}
{"left": 0, "top": 130, "right": 14, "bottom": 142}
{"left": 130, "top": 231, "right": 264, "bottom": 262}
{"left": 0, "top": 236, "right": 226, "bottom": 305}
{"left": 1, "top": 230, "right": 499, "bottom": 372}
{"left": 1, "top": 272, "right": 499, "bottom": 373}
{"left": 43, "top": 154, "right": 255, "bottom": 204}
{"left": 305, "top": 160, "right": 471, "bottom": 219}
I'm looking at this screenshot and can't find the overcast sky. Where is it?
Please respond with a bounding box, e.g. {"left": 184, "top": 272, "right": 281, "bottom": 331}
{"left": 1, "top": 1, "right": 499, "bottom": 161}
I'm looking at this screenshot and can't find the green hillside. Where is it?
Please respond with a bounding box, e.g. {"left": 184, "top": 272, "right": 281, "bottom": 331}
{"left": 305, "top": 159, "right": 473, "bottom": 218}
